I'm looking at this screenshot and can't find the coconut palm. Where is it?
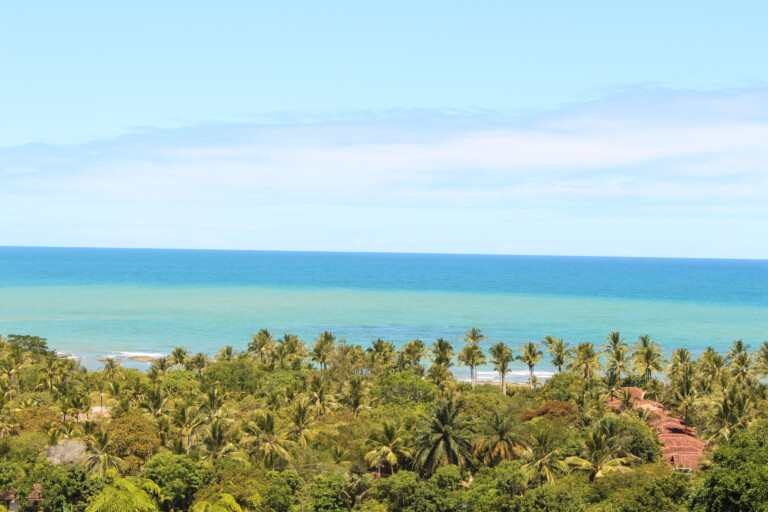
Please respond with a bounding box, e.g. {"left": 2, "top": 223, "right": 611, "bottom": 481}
{"left": 632, "top": 335, "right": 665, "bottom": 380}
{"left": 519, "top": 427, "right": 568, "bottom": 485}
{"left": 187, "top": 352, "right": 209, "bottom": 376}
{"left": 367, "top": 339, "right": 395, "bottom": 375}
{"left": 287, "top": 398, "right": 318, "bottom": 446}
{"left": 458, "top": 343, "right": 486, "bottom": 388}
{"left": 364, "top": 422, "right": 412, "bottom": 475}
{"left": 566, "top": 430, "right": 634, "bottom": 482}
{"left": 544, "top": 336, "right": 570, "bottom": 373}
{"left": 248, "top": 329, "right": 275, "bottom": 362}
{"left": 489, "top": 342, "right": 514, "bottom": 395}
{"left": 414, "top": 400, "right": 473, "bottom": 475}
{"left": 85, "top": 471, "right": 161, "bottom": 512}
{"left": 399, "top": 339, "right": 426, "bottom": 372}
{"left": 569, "top": 342, "right": 602, "bottom": 382}
{"left": 311, "top": 331, "right": 336, "bottom": 370}
{"left": 342, "top": 374, "right": 369, "bottom": 416}
{"left": 191, "top": 494, "right": 242, "bottom": 512}
{"left": 517, "top": 342, "right": 543, "bottom": 389}
{"left": 474, "top": 411, "right": 522, "bottom": 466}
{"left": 86, "top": 429, "right": 123, "bottom": 474}
{"left": 173, "top": 405, "right": 204, "bottom": 451}
{"left": 201, "top": 420, "right": 246, "bottom": 462}
{"left": 243, "top": 412, "right": 294, "bottom": 469}
{"left": 431, "top": 338, "right": 454, "bottom": 367}
{"left": 170, "top": 347, "right": 189, "bottom": 369}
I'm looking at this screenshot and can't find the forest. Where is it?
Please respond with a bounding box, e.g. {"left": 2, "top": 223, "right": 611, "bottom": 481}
{"left": 1, "top": 329, "right": 767, "bottom": 511}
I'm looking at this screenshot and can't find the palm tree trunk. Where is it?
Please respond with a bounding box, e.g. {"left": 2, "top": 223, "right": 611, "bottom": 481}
{"left": 529, "top": 366, "right": 534, "bottom": 389}
{"left": 471, "top": 366, "right": 476, "bottom": 388}
{"left": 501, "top": 373, "right": 507, "bottom": 395}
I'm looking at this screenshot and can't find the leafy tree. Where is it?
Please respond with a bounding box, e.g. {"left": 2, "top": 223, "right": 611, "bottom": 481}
{"left": 142, "top": 452, "right": 204, "bottom": 511}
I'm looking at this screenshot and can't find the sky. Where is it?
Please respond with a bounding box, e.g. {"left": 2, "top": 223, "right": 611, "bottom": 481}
{"left": 1, "top": 1, "right": 767, "bottom": 258}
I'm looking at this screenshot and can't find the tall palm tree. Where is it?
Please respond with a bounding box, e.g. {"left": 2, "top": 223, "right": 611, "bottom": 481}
{"left": 399, "top": 339, "right": 426, "bottom": 372}
{"left": 311, "top": 331, "right": 336, "bottom": 370}
{"left": 173, "top": 406, "right": 204, "bottom": 451}
{"left": 460, "top": 328, "right": 488, "bottom": 345}
{"left": 287, "top": 398, "right": 318, "bottom": 446}
{"left": 201, "top": 420, "right": 246, "bottom": 462}
{"left": 415, "top": 400, "right": 473, "bottom": 475}
{"left": 431, "top": 338, "right": 454, "bottom": 367}
{"left": 489, "top": 342, "right": 513, "bottom": 395}
{"left": 243, "top": 412, "right": 294, "bottom": 469}
{"left": 516, "top": 342, "right": 543, "bottom": 389}
{"left": 170, "top": 347, "right": 189, "bottom": 369}
{"left": 458, "top": 343, "right": 486, "bottom": 388}
{"left": 367, "top": 339, "right": 395, "bottom": 375}
{"left": 544, "top": 336, "right": 570, "bottom": 373}
{"left": 248, "top": 329, "right": 275, "bottom": 363}
{"left": 474, "top": 411, "right": 521, "bottom": 466}
{"left": 632, "top": 335, "right": 665, "bottom": 380}
{"left": 342, "top": 374, "right": 369, "bottom": 416}
{"left": 569, "top": 343, "right": 602, "bottom": 382}
{"left": 754, "top": 341, "right": 768, "bottom": 378}
{"left": 86, "top": 429, "right": 123, "bottom": 474}
{"left": 364, "top": 422, "right": 412, "bottom": 475}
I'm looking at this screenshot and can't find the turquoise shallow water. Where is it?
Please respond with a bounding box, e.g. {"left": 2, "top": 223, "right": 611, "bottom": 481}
{"left": 1, "top": 247, "right": 767, "bottom": 380}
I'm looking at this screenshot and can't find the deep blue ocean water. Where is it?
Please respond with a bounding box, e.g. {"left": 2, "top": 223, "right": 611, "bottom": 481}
{"left": 1, "top": 246, "right": 767, "bottom": 379}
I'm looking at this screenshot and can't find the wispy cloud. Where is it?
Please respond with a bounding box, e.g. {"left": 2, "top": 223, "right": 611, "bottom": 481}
{"left": 2, "top": 89, "right": 768, "bottom": 256}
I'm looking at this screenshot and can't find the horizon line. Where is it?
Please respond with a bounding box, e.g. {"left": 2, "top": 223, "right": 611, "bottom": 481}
{"left": 2, "top": 244, "right": 766, "bottom": 262}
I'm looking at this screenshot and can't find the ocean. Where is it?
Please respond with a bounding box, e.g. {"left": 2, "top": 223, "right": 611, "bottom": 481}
{"left": 1, "top": 246, "right": 767, "bottom": 381}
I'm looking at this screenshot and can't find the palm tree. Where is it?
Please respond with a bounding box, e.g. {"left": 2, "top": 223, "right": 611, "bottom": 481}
{"left": 461, "top": 327, "right": 488, "bottom": 345}
{"left": 170, "top": 347, "right": 189, "bottom": 369}
{"left": 173, "top": 406, "right": 205, "bottom": 451}
{"left": 569, "top": 342, "right": 602, "bottom": 382}
{"left": 400, "top": 339, "right": 426, "bottom": 372}
{"left": 430, "top": 338, "right": 454, "bottom": 367}
{"left": 248, "top": 329, "right": 275, "bottom": 362}
{"left": 566, "top": 430, "right": 634, "bottom": 482}
{"left": 754, "top": 341, "right": 768, "bottom": 378}
{"left": 311, "top": 331, "right": 336, "bottom": 370}
{"left": 243, "top": 412, "right": 294, "bottom": 469}
{"left": 188, "top": 352, "right": 209, "bottom": 376}
{"left": 544, "top": 336, "right": 570, "bottom": 373}
{"left": 489, "top": 342, "right": 514, "bottom": 395}
{"left": 415, "top": 400, "right": 473, "bottom": 475}
{"left": 86, "top": 429, "right": 123, "bottom": 474}
{"left": 191, "top": 494, "right": 242, "bottom": 512}
{"left": 632, "top": 335, "right": 665, "bottom": 380}
{"left": 364, "top": 422, "right": 412, "bottom": 475}
{"left": 85, "top": 471, "right": 161, "bottom": 512}
{"left": 474, "top": 411, "right": 521, "bottom": 466}
{"left": 342, "top": 374, "right": 369, "bottom": 416}
{"left": 519, "top": 427, "right": 568, "bottom": 485}
{"left": 287, "top": 398, "right": 318, "bottom": 446}
{"left": 705, "top": 383, "right": 753, "bottom": 442}
{"left": 516, "top": 342, "right": 543, "bottom": 389}
{"left": 458, "top": 343, "right": 486, "bottom": 388}
{"left": 367, "top": 339, "right": 395, "bottom": 375}
{"left": 201, "top": 420, "right": 246, "bottom": 462}
{"left": 216, "top": 346, "right": 236, "bottom": 362}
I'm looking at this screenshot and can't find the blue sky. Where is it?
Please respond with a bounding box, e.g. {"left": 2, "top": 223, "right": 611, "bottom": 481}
{"left": 1, "top": 1, "right": 767, "bottom": 257}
